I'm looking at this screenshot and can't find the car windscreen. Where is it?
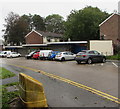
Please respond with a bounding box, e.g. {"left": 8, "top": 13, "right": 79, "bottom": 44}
{"left": 29, "top": 51, "right": 35, "bottom": 55}
{"left": 1, "top": 52, "right": 5, "bottom": 54}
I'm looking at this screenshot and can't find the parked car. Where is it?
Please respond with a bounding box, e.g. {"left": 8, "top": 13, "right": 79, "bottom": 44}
{"left": 7, "top": 52, "right": 21, "bottom": 58}
{"left": 55, "top": 51, "right": 76, "bottom": 61}
{"left": 39, "top": 50, "right": 53, "bottom": 60}
{"left": 25, "top": 50, "right": 39, "bottom": 59}
{"left": 32, "top": 51, "right": 40, "bottom": 59}
{"left": 48, "top": 51, "right": 60, "bottom": 60}
{"left": 75, "top": 50, "right": 106, "bottom": 64}
{"left": 0, "top": 51, "right": 11, "bottom": 57}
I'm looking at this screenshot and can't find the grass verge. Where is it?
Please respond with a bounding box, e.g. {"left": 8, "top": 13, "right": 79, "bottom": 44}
{"left": 0, "top": 67, "right": 16, "bottom": 79}
{"left": 106, "top": 54, "right": 120, "bottom": 60}
{"left": 2, "top": 82, "right": 19, "bottom": 108}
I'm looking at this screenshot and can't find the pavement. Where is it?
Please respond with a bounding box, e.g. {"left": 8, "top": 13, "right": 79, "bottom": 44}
{"left": 107, "top": 60, "right": 119, "bottom": 63}
{"left": 2, "top": 76, "right": 18, "bottom": 85}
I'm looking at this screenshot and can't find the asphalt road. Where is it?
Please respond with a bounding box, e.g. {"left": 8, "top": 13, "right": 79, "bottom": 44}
{"left": 1, "top": 57, "right": 119, "bottom": 107}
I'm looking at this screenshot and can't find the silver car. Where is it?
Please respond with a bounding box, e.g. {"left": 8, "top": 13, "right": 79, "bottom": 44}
{"left": 55, "top": 51, "right": 76, "bottom": 61}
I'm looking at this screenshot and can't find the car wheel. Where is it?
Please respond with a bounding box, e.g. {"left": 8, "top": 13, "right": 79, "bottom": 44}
{"left": 77, "top": 61, "right": 80, "bottom": 64}
{"left": 61, "top": 57, "right": 65, "bottom": 61}
{"left": 10, "top": 56, "right": 12, "bottom": 58}
{"left": 87, "top": 58, "right": 92, "bottom": 64}
{"left": 102, "top": 58, "right": 106, "bottom": 63}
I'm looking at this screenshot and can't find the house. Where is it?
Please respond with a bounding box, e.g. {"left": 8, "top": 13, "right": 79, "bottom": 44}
{"left": 99, "top": 13, "right": 120, "bottom": 45}
{"left": 25, "top": 30, "right": 63, "bottom": 44}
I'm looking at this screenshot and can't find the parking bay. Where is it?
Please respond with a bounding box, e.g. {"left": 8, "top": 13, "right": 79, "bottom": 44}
{"left": 1, "top": 58, "right": 118, "bottom": 107}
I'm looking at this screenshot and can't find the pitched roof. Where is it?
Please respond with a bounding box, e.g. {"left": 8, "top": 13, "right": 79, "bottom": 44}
{"left": 36, "top": 30, "right": 63, "bottom": 38}
{"left": 25, "top": 30, "right": 63, "bottom": 38}
{"left": 99, "top": 13, "right": 120, "bottom": 26}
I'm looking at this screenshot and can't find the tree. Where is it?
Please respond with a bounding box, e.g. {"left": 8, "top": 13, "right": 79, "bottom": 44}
{"left": 21, "top": 14, "right": 46, "bottom": 31}
{"left": 21, "top": 14, "right": 32, "bottom": 31}
{"left": 45, "top": 14, "right": 65, "bottom": 33}
{"left": 3, "top": 12, "right": 29, "bottom": 45}
{"left": 32, "top": 14, "right": 45, "bottom": 31}
{"left": 2, "top": 13, "right": 47, "bottom": 45}
{"left": 64, "top": 6, "right": 110, "bottom": 41}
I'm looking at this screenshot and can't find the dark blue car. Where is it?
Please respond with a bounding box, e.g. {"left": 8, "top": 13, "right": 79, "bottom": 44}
{"left": 48, "top": 51, "right": 60, "bottom": 60}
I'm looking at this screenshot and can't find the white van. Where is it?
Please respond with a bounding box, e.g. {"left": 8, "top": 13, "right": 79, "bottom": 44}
{"left": 39, "top": 50, "right": 53, "bottom": 60}
{"left": 0, "top": 51, "right": 11, "bottom": 57}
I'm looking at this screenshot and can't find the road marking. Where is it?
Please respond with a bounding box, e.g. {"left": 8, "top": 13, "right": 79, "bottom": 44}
{"left": 112, "top": 62, "right": 118, "bottom": 68}
{"left": 4, "top": 63, "right": 120, "bottom": 104}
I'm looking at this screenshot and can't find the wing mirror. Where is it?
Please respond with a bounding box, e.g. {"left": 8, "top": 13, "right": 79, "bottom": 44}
{"left": 98, "top": 53, "right": 100, "bottom": 55}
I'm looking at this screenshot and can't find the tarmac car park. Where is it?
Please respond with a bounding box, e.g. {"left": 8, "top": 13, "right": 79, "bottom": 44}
{"left": 0, "top": 49, "right": 107, "bottom": 65}
{"left": 1, "top": 55, "right": 118, "bottom": 107}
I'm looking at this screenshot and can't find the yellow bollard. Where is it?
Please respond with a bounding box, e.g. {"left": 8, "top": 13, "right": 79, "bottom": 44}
{"left": 19, "top": 73, "right": 48, "bottom": 108}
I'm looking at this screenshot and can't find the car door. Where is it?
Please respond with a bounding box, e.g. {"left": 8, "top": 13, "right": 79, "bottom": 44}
{"left": 88, "top": 51, "right": 97, "bottom": 62}
{"left": 12, "top": 52, "right": 16, "bottom": 57}
{"left": 63, "top": 52, "right": 69, "bottom": 60}
{"left": 94, "top": 51, "right": 102, "bottom": 62}
{"left": 68, "top": 52, "right": 74, "bottom": 60}
{"left": 4, "top": 52, "right": 7, "bottom": 57}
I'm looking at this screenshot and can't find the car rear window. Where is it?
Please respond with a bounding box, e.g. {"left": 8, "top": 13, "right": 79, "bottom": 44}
{"left": 57, "top": 53, "right": 62, "bottom": 55}
{"left": 77, "top": 52, "right": 86, "bottom": 55}
{"left": 88, "top": 51, "right": 95, "bottom": 54}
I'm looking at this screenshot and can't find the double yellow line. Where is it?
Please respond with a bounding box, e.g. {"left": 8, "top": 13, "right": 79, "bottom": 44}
{"left": 39, "top": 70, "right": 120, "bottom": 104}
{"left": 6, "top": 63, "right": 120, "bottom": 104}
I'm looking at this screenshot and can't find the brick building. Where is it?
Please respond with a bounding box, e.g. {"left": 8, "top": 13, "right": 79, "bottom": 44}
{"left": 23, "top": 30, "right": 88, "bottom": 54}
{"left": 99, "top": 13, "right": 120, "bottom": 45}
{"left": 25, "top": 30, "right": 63, "bottom": 44}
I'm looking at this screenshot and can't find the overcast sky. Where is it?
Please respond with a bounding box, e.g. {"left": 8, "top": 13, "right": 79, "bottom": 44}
{"left": 0, "top": 0, "right": 119, "bottom": 40}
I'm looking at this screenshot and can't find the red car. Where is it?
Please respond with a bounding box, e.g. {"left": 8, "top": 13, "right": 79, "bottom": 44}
{"left": 32, "top": 52, "right": 40, "bottom": 59}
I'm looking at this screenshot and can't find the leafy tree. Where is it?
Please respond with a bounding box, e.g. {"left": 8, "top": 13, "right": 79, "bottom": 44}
{"left": 21, "top": 14, "right": 45, "bottom": 31}
{"left": 21, "top": 14, "right": 32, "bottom": 31}
{"left": 45, "top": 14, "right": 65, "bottom": 33}
{"left": 3, "top": 12, "right": 29, "bottom": 45}
{"left": 64, "top": 6, "right": 110, "bottom": 41}
{"left": 2, "top": 13, "right": 46, "bottom": 45}
{"left": 32, "top": 14, "right": 45, "bottom": 31}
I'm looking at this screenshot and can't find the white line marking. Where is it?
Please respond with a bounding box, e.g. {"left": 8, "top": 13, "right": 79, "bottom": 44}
{"left": 112, "top": 62, "right": 118, "bottom": 68}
